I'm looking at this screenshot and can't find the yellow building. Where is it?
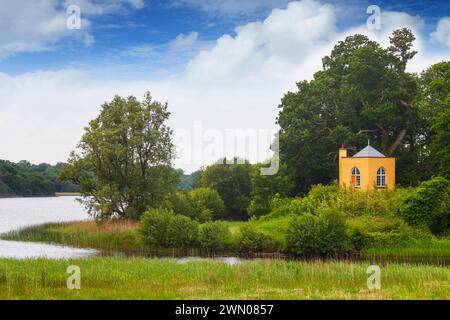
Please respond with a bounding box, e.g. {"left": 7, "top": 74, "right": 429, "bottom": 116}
{"left": 339, "top": 142, "right": 395, "bottom": 190}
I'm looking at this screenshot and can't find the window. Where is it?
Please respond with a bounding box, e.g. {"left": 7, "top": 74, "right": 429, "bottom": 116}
{"left": 377, "top": 167, "right": 386, "bottom": 188}
{"left": 351, "top": 167, "right": 360, "bottom": 188}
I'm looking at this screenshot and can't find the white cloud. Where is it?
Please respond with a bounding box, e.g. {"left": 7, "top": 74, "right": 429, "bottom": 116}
{"left": 0, "top": 0, "right": 449, "bottom": 172}
{"left": 0, "top": 0, "right": 144, "bottom": 58}
{"left": 170, "top": 32, "right": 199, "bottom": 50}
{"left": 186, "top": 0, "right": 337, "bottom": 85}
{"left": 431, "top": 17, "right": 450, "bottom": 47}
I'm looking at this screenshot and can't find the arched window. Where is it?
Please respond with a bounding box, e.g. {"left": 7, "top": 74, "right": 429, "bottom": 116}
{"left": 351, "top": 167, "right": 360, "bottom": 187}
{"left": 377, "top": 167, "right": 386, "bottom": 188}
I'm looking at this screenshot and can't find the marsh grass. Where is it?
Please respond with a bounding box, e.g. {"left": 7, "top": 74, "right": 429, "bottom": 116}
{"left": 3, "top": 220, "right": 450, "bottom": 261}
{"left": 1, "top": 220, "right": 144, "bottom": 252}
{"left": 0, "top": 258, "right": 448, "bottom": 299}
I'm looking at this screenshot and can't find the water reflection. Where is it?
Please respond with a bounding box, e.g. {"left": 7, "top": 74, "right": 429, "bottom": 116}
{"left": 177, "top": 256, "right": 242, "bottom": 266}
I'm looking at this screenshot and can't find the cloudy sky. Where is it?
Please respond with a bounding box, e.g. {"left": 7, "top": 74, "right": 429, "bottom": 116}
{"left": 0, "top": 0, "right": 449, "bottom": 172}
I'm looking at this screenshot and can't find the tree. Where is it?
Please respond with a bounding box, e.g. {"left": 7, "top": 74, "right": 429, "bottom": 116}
{"left": 248, "top": 161, "right": 294, "bottom": 216}
{"left": 278, "top": 29, "right": 421, "bottom": 194}
{"left": 419, "top": 61, "right": 450, "bottom": 178}
{"left": 60, "top": 92, "right": 178, "bottom": 220}
{"left": 198, "top": 158, "right": 252, "bottom": 220}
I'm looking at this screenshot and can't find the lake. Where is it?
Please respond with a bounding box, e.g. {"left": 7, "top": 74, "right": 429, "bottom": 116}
{"left": 0, "top": 196, "right": 97, "bottom": 259}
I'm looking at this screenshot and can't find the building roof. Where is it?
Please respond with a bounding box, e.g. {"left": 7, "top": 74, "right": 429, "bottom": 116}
{"left": 352, "top": 143, "right": 386, "bottom": 158}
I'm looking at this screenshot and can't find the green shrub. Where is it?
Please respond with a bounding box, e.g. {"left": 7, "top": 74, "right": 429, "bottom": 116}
{"left": 190, "top": 187, "right": 226, "bottom": 222}
{"left": 237, "top": 226, "right": 278, "bottom": 253}
{"left": 396, "top": 176, "right": 450, "bottom": 234}
{"left": 162, "top": 188, "right": 225, "bottom": 222}
{"left": 346, "top": 215, "right": 432, "bottom": 250}
{"left": 286, "top": 208, "right": 348, "bottom": 256}
{"left": 167, "top": 215, "right": 200, "bottom": 247}
{"left": 199, "top": 221, "right": 231, "bottom": 251}
{"left": 139, "top": 208, "right": 174, "bottom": 247}
{"left": 331, "top": 188, "right": 400, "bottom": 217}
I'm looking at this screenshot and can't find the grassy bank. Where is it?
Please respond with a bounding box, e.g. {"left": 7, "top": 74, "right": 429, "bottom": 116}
{"left": 1, "top": 220, "right": 144, "bottom": 253}
{"left": 3, "top": 220, "right": 450, "bottom": 261}
{"left": 0, "top": 258, "right": 449, "bottom": 299}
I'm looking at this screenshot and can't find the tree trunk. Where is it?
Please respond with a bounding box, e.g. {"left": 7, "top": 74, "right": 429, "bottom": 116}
{"left": 388, "top": 128, "right": 407, "bottom": 155}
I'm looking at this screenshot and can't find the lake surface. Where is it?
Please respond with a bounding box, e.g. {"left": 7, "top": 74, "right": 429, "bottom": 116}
{"left": 0, "top": 197, "right": 98, "bottom": 259}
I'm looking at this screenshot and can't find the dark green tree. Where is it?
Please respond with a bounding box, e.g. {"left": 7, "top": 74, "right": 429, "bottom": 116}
{"left": 278, "top": 29, "right": 422, "bottom": 194}
{"left": 198, "top": 158, "right": 252, "bottom": 220}
{"left": 419, "top": 61, "right": 450, "bottom": 178}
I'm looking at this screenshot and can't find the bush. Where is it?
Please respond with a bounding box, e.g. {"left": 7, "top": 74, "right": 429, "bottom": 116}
{"left": 346, "top": 215, "right": 431, "bottom": 250}
{"left": 139, "top": 208, "right": 174, "bottom": 247}
{"left": 267, "top": 184, "right": 339, "bottom": 218}
{"left": 286, "top": 208, "right": 348, "bottom": 256}
{"left": 199, "top": 221, "right": 231, "bottom": 251}
{"left": 167, "top": 215, "right": 200, "bottom": 248}
{"left": 331, "top": 188, "right": 400, "bottom": 217}
{"left": 237, "top": 226, "right": 278, "bottom": 253}
{"left": 190, "top": 187, "right": 225, "bottom": 221}
{"left": 396, "top": 176, "right": 450, "bottom": 234}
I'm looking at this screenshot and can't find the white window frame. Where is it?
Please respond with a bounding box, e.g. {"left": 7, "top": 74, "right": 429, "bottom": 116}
{"left": 377, "top": 167, "right": 386, "bottom": 188}
{"left": 351, "top": 167, "right": 361, "bottom": 188}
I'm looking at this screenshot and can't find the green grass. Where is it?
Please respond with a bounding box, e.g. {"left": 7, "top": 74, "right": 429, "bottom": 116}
{"left": 363, "top": 239, "right": 450, "bottom": 259}
{"left": 0, "top": 258, "right": 449, "bottom": 299}
{"left": 3, "top": 218, "right": 450, "bottom": 261}
{"left": 1, "top": 220, "right": 145, "bottom": 253}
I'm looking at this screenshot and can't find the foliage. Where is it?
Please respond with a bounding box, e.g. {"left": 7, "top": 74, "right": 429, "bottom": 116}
{"left": 346, "top": 215, "right": 431, "bottom": 251}
{"left": 163, "top": 190, "right": 195, "bottom": 219}
{"left": 139, "top": 208, "right": 200, "bottom": 248}
{"left": 0, "top": 160, "right": 78, "bottom": 197}
{"left": 248, "top": 161, "right": 294, "bottom": 217}
{"left": 419, "top": 61, "right": 450, "bottom": 179}
{"left": 237, "top": 225, "right": 278, "bottom": 253}
{"left": 60, "top": 92, "right": 178, "bottom": 220}
{"left": 198, "top": 221, "right": 231, "bottom": 251}
{"left": 330, "top": 188, "right": 401, "bottom": 217}
{"left": 167, "top": 215, "right": 200, "bottom": 248}
{"left": 267, "top": 183, "right": 339, "bottom": 218}
{"left": 190, "top": 187, "right": 225, "bottom": 221}
{"left": 162, "top": 188, "right": 225, "bottom": 222}
{"left": 278, "top": 29, "right": 422, "bottom": 193}
{"left": 198, "top": 158, "right": 252, "bottom": 220}
{"left": 286, "top": 208, "right": 348, "bottom": 256}
{"left": 139, "top": 208, "right": 175, "bottom": 248}
{"left": 396, "top": 176, "right": 450, "bottom": 234}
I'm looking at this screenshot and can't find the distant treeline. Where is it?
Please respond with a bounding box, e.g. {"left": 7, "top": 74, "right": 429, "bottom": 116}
{"left": 0, "top": 160, "right": 80, "bottom": 197}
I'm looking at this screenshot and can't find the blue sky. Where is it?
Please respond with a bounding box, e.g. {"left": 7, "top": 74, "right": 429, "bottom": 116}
{"left": 1, "top": 0, "right": 448, "bottom": 77}
{"left": 0, "top": 0, "right": 449, "bottom": 171}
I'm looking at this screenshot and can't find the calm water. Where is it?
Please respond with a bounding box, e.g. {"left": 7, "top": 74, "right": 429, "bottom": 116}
{"left": 0, "top": 197, "right": 97, "bottom": 259}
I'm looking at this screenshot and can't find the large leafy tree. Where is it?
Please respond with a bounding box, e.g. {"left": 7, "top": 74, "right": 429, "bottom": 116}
{"left": 278, "top": 29, "right": 422, "bottom": 194}
{"left": 60, "top": 92, "right": 178, "bottom": 220}
{"left": 419, "top": 61, "right": 450, "bottom": 178}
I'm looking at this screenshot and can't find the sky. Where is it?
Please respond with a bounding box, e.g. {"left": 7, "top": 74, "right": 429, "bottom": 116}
{"left": 0, "top": 0, "right": 449, "bottom": 173}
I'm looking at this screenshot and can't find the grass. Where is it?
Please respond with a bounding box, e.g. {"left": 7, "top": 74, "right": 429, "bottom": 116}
{"left": 3, "top": 218, "right": 450, "bottom": 261}
{"left": 363, "top": 239, "right": 450, "bottom": 259}
{"left": 0, "top": 258, "right": 449, "bottom": 299}
{"left": 1, "top": 220, "right": 144, "bottom": 253}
